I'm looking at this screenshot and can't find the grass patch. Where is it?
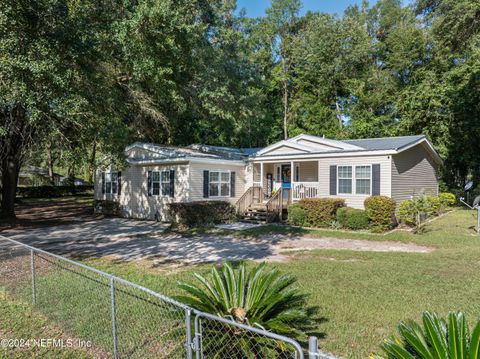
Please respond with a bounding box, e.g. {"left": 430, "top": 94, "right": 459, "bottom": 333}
{"left": 4, "top": 208, "right": 480, "bottom": 358}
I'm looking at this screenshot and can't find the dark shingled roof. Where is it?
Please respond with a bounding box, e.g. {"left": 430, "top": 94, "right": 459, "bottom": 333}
{"left": 343, "top": 135, "right": 425, "bottom": 151}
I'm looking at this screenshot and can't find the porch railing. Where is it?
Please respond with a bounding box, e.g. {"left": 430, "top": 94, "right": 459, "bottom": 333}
{"left": 235, "top": 185, "right": 263, "bottom": 214}
{"left": 292, "top": 182, "right": 320, "bottom": 201}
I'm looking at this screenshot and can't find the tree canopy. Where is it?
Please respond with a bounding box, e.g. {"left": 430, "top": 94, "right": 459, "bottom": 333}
{"left": 1, "top": 0, "right": 479, "bottom": 217}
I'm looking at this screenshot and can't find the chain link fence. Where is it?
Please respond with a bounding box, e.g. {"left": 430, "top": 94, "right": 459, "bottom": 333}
{"left": 0, "top": 236, "right": 336, "bottom": 359}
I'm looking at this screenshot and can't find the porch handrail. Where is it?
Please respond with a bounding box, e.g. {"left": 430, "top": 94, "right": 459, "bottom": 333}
{"left": 265, "top": 187, "right": 287, "bottom": 214}
{"left": 235, "top": 185, "right": 263, "bottom": 214}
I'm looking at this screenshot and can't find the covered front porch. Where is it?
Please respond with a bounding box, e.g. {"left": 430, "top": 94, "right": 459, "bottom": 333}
{"left": 252, "top": 160, "right": 320, "bottom": 201}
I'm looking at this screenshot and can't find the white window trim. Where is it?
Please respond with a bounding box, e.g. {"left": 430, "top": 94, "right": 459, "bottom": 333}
{"left": 151, "top": 170, "right": 172, "bottom": 197}
{"left": 354, "top": 165, "right": 372, "bottom": 195}
{"left": 104, "top": 171, "right": 118, "bottom": 195}
{"left": 209, "top": 170, "right": 231, "bottom": 198}
{"left": 337, "top": 165, "right": 373, "bottom": 196}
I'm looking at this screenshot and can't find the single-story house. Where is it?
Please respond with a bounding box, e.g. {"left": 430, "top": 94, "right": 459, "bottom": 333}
{"left": 94, "top": 134, "right": 442, "bottom": 221}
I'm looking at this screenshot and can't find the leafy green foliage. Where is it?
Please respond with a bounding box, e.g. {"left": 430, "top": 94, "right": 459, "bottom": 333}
{"left": 176, "top": 262, "right": 314, "bottom": 342}
{"left": 398, "top": 199, "right": 417, "bottom": 227}
{"left": 298, "top": 198, "right": 346, "bottom": 228}
{"left": 287, "top": 203, "right": 308, "bottom": 226}
{"left": 398, "top": 195, "right": 448, "bottom": 228}
{"left": 439, "top": 192, "right": 456, "bottom": 210}
{"left": 373, "top": 311, "right": 480, "bottom": 359}
{"left": 337, "top": 207, "right": 370, "bottom": 230}
{"left": 168, "top": 201, "right": 235, "bottom": 228}
{"left": 364, "top": 196, "right": 397, "bottom": 232}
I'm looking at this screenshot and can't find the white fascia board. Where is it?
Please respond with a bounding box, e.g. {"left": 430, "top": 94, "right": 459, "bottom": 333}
{"left": 128, "top": 157, "right": 245, "bottom": 166}
{"left": 250, "top": 150, "right": 397, "bottom": 162}
{"left": 289, "top": 134, "right": 363, "bottom": 150}
{"left": 255, "top": 140, "right": 313, "bottom": 156}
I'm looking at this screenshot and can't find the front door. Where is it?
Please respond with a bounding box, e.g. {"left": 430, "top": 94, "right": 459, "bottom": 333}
{"left": 281, "top": 165, "right": 291, "bottom": 188}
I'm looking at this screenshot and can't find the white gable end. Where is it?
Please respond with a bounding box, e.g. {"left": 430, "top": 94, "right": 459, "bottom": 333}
{"left": 261, "top": 145, "right": 311, "bottom": 155}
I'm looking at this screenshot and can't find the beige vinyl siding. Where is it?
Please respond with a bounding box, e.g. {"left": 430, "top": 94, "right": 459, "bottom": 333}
{"left": 391, "top": 143, "right": 439, "bottom": 203}
{"left": 189, "top": 162, "right": 246, "bottom": 203}
{"left": 95, "top": 163, "right": 189, "bottom": 221}
{"left": 317, "top": 155, "right": 392, "bottom": 209}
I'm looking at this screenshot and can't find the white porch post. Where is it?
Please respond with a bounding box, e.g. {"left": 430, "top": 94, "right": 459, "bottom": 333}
{"left": 318, "top": 160, "right": 321, "bottom": 197}
{"left": 291, "top": 160, "right": 295, "bottom": 200}
{"left": 260, "top": 162, "right": 264, "bottom": 190}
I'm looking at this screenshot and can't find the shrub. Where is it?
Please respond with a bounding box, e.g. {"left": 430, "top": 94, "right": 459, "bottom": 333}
{"left": 17, "top": 185, "right": 94, "bottom": 198}
{"left": 176, "top": 262, "right": 314, "bottom": 354}
{"left": 337, "top": 207, "right": 370, "bottom": 230}
{"left": 94, "top": 200, "right": 121, "bottom": 216}
{"left": 364, "top": 196, "right": 396, "bottom": 232}
{"left": 167, "top": 201, "right": 235, "bottom": 228}
{"left": 439, "top": 192, "right": 456, "bottom": 211}
{"left": 298, "top": 198, "right": 345, "bottom": 228}
{"left": 373, "top": 311, "right": 480, "bottom": 358}
{"left": 424, "top": 195, "right": 440, "bottom": 216}
{"left": 397, "top": 199, "right": 417, "bottom": 227}
{"left": 288, "top": 204, "right": 307, "bottom": 226}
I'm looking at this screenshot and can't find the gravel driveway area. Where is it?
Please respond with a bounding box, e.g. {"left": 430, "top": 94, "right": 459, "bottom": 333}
{"left": 0, "top": 219, "right": 433, "bottom": 265}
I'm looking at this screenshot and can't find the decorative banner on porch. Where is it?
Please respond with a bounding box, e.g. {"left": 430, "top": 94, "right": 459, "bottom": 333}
{"left": 266, "top": 173, "right": 273, "bottom": 197}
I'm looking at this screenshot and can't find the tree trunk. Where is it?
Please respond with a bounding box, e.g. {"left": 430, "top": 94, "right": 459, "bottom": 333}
{"left": 89, "top": 141, "right": 96, "bottom": 184}
{"left": 47, "top": 142, "right": 55, "bottom": 185}
{"left": 282, "top": 58, "right": 289, "bottom": 140}
{"left": 0, "top": 153, "right": 20, "bottom": 219}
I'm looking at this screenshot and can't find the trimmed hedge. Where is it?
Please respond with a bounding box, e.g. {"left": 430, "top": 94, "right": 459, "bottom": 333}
{"left": 298, "top": 198, "right": 345, "bottom": 228}
{"left": 17, "top": 185, "right": 94, "bottom": 198}
{"left": 364, "top": 196, "right": 396, "bottom": 232}
{"left": 287, "top": 204, "right": 308, "bottom": 226}
{"left": 337, "top": 207, "right": 370, "bottom": 230}
{"left": 168, "top": 201, "right": 235, "bottom": 228}
{"left": 94, "top": 200, "right": 121, "bottom": 216}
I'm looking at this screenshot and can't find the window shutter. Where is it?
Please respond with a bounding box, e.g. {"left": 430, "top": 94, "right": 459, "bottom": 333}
{"left": 147, "top": 170, "right": 152, "bottom": 197}
{"left": 230, "top": 172, "right": 236, "bottom": 197}
{"left": 203, "top": 170, "right": 209, "bottom": 198}
{"left": 101, "top": 172, "right": 105, "bottom": 194}
{"left": 169, "top": 170, "right": 175, "bottom": 197}
{"left": 117, "top": 171, "right": 122, "bottom": 195}
{"left": 329, "top": 165, "right": 337, "bottom": 195}
{"left": 372, "top": 164, "right": 381, "bottom": 195}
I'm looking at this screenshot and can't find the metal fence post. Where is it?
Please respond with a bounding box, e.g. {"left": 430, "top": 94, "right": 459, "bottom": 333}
{"left": 309, "top": 336, "right": 318, "bottom": 359}
{"left": 30, "top": 250, "right": 36, "bottom": 305}
{"left": 185, "top": 309, "right": 193, "bottom": 359}
{"left": 110, "top": 277, "right": 118, "bottom": 359}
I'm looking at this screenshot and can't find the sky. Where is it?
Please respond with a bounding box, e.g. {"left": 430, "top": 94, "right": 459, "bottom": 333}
{"left": 236, "top": 0, "right": 366, "bottom": 17}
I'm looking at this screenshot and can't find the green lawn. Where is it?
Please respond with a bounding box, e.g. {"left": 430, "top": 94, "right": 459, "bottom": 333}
{"left": 3, "top": 208, "right": 480, "bottom": 358}
{"left": 83, "top": 208, "right": 480, "bottom": 358}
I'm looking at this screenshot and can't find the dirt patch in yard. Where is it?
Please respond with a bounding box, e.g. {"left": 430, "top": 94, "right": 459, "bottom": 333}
{"left": 265, "top": 236, "right": 433, "bottom": 262}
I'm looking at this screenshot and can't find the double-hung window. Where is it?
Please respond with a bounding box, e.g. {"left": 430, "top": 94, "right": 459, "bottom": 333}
{"left": 151, "top": 170, "right": 171, "bottom": 196}
{"left": 104, "top": 172, "right": 118, "bottom": 194}
{"left": 355, "top": 166, "right": 371, "bottom": 195}
{"left": 209, "top": 171, "right": 230, "bottom": 197}
{"left": 338, "top": 166, "right": 353, "bottom": 194}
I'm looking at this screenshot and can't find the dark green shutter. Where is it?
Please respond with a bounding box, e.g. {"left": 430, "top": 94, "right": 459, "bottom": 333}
{"left": 329, "top": 165, "right": 337, "bottom": 195}
{"left": 169, "top": 170, "right": 175, "bottom": 197}
{"left": 203, "top": 170, "right": 209, "bottom": 198}
{"left": 117, "top": 171, "right": 121, "bottom": 195}
{"left": 372, "top": 164, "right": 381, "bottom": 195}
{"left": 230, "top": 172, "right": 236, "bottom": 197}
{"left": 101, "top": 172, "right": 105, "bottom": 194}
{"left": 147, "top": 170, "right": 152, "bottom": 196}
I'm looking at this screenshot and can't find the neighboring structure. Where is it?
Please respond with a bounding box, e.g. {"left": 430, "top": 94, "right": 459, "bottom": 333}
{"left": 18, "top": 166, "right": 90, "bottom": 187}
{"left": 94, "top": 134, "right": 442, "bottom": 221}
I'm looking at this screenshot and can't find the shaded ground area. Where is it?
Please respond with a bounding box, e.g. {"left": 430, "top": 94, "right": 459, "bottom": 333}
{"left": 0, "top": 196, "right": 97, "bottom": 231}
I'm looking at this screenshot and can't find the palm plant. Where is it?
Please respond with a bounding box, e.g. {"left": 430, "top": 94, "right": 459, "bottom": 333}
{"left": 372, "top": 311, "right": 480, "bottom": 358}
{"left": 176, "top": 262, "right": 314, "bottom": 357}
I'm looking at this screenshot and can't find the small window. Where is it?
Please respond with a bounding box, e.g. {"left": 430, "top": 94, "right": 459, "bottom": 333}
{"left": 151, "top": 170, "right": 172, "bottom": 196}
{"left": 161, "top": 171, "right": 171, "bottom": 196}
{"left": 295, "top": 164, "right": 300, "bottom": 182}
{"left": 355, "top": 166, "right": 371, "bottom": 195}
{"left": 338, "top": 166, "right": 352, "bottom": 194}
{"left": 209, "top": 171, "right": 230, "bottom": 197}
{"left": 276, "top": 166, "right": 281, "bottom": 181}
{"left": 104, "top": 172, "right": 117, "bottom": 194}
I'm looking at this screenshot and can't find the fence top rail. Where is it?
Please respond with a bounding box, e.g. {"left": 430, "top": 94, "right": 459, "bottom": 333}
{"left": 0, "top": 235, "right": 190, "bottom": 310}
{"left": 194, "top": 310, "right": 305, "bottom": 358}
